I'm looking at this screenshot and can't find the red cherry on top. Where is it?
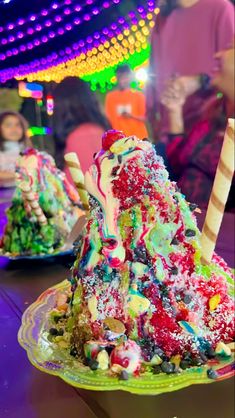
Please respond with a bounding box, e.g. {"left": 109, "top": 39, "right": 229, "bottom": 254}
{"left": 102, "top": 130, "right": 125, "bottom": 151}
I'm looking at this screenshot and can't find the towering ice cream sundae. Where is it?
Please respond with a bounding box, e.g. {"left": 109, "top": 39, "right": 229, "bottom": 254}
{"left": 0, "top": 148, "right": 81, "bottom": 256}
{"left": 48, "top": 131, "right": 234, "bottom": 378}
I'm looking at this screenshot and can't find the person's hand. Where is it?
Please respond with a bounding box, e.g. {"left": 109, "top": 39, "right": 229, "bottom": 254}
{"left": 161, "top": 79, "right": 186, "bottom": 112}
{"left": 161, "top": 75, "right": 201, "bottom": 112}
{"left": 212, "top": 47, "right": 235, "bottom": 102}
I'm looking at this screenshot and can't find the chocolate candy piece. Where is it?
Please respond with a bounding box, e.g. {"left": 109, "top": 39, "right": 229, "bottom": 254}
{"left": 206, "top": 346, "right": 216, "bottom": 359}
{"left": 111, "top": 166, "right": 119, "bottom": 177}
{"left": 152, "top": 365, "right": 162, "bottom": 374}
{"left": 189, "top": 203, "right": 198, "bottom": 211}
{"left": 192, "top": 357, "right": 203, "bottom": 366}
{"left": 161, "top": 361, "right": 175, "bottom": 374}
{"left": 171, "top": 237, "right": 179, "bottom": 245}
{"left": 103, "top": 318, "right": 125, "bottom": 334}
{"left": 119, "top": 370, "right": 129, "bottom": 381}
{"left": 53, "top": 315, "right": 62, "bottom": 324}
{"left": 185, "top": 229, "right": 196, "bottom": 237}
{"left": 49, "top": 327, "right": 59, "bottom": 336}
{"left": 180, "top": 360, "right": 191, "bottom": 370}
{"left": 207, "top": 368, "right": 218, "bottom": 379}
{"left": 70, "top": 347, "right": 78, "bottom": 357}
{"left": 169, "top": 266, "right": 178, "bottom": 275}
{"left": 89, "top": 359, "right": 99, "bottom": 371}
{"left": 117, "top": 155, "right": 122, "bottom": 164}
{"left": 183, "top": 295, "right": 192, "bottom": 304}
{"left": 199, "top": 352, "right": 208, "bottom": 363}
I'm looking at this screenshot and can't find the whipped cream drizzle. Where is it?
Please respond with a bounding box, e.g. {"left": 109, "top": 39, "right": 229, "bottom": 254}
{"left": 85, "top": 136, "right": 151, "bottom": 268}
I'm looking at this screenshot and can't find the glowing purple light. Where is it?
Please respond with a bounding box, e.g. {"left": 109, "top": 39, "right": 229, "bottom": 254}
{"left": 1, "top": 38, "right": 7, "bottom": 45}
{"left": 74, "top": 18, "right": 81, "bottom": 25}
{"left": 41, "top": 9, "right": 48, "bottom": 16}
{"left": 7, "top": 23, "right": 14, "bottom": 30}
{"left": 84, "top": 14, "right": 90, "bottom": 21}
{"left": 49, "top": 31, "right": 55, "bottom": 38}
{"left": 45, "top": 20, "right": 52, "bottom": 27}
{"left": 54, "top": 15, "right": 62, "bottom": 22}
{"left": 92, "top": 8, "right": 99, "bottom": 15}
{"left": 35, "top": 25, "right": 42, "bottom": 32}
{"left": 27, "top": 28, "right": 34, "bottom": 35}
{"left": 30, "top": 15, "right": 36, "bottom": 21}
{"left": 17, "top": 32, "right": 23, "bottom": 39}
{"left": 18, "top": 19, "right": 25, "bottom": 26}
{"left": 8, "top": 35, "right": 15, "bottom": 42}
{"left": 74, "top": 5, "right": 81, "bottom": 12}
{"left": 34, "top": 39, "right": 40, "bottom": 46}
{"left": 65, "top": 23, "right": 72, "bottom": 31}
{"left": 64, "top": 8, "right": 71, "bottom": 15}
{"left": 0, "top": 2, "right": 152, "bottom": 80}
{"left": 52, "top": 3, "right": 58, "bottom": 9}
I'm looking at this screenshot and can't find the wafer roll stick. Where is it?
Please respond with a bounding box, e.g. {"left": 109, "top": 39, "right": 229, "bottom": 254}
{"left": 201, "top": 118, "right": 235, "bottom": 264}
{"left": 19, "top": 181, "right": 47, "bottom": 225}
{"left": 64, "top": 152, "right": 90, "bottom": 211}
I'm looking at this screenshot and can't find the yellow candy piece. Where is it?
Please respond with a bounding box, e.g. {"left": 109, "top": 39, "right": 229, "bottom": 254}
{"left": 170, "top": 354, "right": 181, "bottom": 370}
{"left": 215, "top": 341, "right": 231, "bottom": 357}
{"left": 128, "top": 293, "right": 150, "bottom": 315}
{"left": 150, "top": 355, "right": 162, "bottom": 365}
{"left": 103, "top": 317, "right": 126, "bottom": 334}
{"left": 88, "top": 295, "right": 98, "bottom": 321}
{"left": 209, "top": 294, "right": 221, "bottom": 311}
{"left": 97, "top": 350, "right": 109, "bottom": 370}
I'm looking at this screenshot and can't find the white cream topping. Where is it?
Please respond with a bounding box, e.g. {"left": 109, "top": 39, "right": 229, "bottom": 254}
{"left": 84, "top": 136, "right": 151, "bottom": 267}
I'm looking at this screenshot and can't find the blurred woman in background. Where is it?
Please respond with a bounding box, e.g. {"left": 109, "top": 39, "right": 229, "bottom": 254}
{"left": 53, "top": 77, "right": 110, "bottom": 181}
{"left": 147, "top": 0, "right": 234, "bottom": 141}
{"left": 0, "top": 111, "right": 30, "bottom": 188}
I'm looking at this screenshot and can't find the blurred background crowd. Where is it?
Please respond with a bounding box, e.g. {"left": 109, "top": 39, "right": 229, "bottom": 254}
{"left": 0, "top": 0, "right": 234, "bottom": 210}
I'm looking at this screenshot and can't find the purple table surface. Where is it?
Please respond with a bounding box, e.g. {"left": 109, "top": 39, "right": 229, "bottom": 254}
{"left": 0, "top": 196, "right": 234, "bottom": 418}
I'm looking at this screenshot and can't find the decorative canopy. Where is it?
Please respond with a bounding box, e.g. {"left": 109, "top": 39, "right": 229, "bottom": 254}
{"left": 0, "top": 0, "right": 158, "bottom": 90}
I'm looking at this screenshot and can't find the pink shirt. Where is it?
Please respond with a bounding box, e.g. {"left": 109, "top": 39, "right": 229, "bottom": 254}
{"left": 149, "top": 0, "right": 234, "bottom": 133}
{"left": 64, "top": 123, "right": 104, "bottom": 183}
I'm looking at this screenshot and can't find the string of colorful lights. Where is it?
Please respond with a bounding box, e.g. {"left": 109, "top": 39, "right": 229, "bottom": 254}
{"left": 0, "top": 0, "right": 98, "bottom": 33}
{"left": 0, "top": 2, "right": 158, "bottom": 90}
{"left": 0, "top": 0, "right": 123, "bottom": 55}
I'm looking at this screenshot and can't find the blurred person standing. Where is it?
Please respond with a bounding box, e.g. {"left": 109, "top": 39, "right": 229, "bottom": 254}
{"left": 147, "top": 0, "right": 234, "bottom": 141}
{"left": 53, "top": 77, "right": 110, "bottom": 180}
{"left": 105, "top": 65, "right": 148, "bottom": 138}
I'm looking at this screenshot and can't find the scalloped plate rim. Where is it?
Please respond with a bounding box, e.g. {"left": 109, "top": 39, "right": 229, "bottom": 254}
{"left": 0, "top": 247, "right": 73, "bottom": 260}
{"left": 18, "top": 280, "right": 235, "bottom": 395}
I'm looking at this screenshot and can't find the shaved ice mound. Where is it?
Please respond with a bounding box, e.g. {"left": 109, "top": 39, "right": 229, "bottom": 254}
{"left": 48, "top": 131, "right": 234, "bottom": 377}
{"left": 0, "top": 148, "right": 81, "bottom": 256}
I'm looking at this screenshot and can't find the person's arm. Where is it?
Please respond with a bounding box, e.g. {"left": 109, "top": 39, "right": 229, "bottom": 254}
{"left": 161, "top": 79, "right": 186, "bottom": 134}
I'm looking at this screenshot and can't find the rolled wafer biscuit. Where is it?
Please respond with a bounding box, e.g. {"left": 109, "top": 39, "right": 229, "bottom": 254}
{"left": 19, "top": 181, "right": 47, "bottom": 225}
{"left": 201, "top": 118, "right": 234, "bottom": 264}
{"left": 64, "top": 152, "right": 89, "bottom": 211}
